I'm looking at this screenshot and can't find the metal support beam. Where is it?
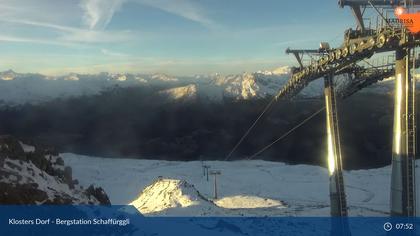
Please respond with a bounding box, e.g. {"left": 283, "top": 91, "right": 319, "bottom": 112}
{"left": 324, "top": 73, "right": 348, "bottom": 217}
{"left": 339, "top": 0, "right": 420, "bottom": 7}
{"left": 203, "top": 165, "right": 211, "bottom": 181}
{"left": 350, "top": 6, "right": 365, "bottom": 31}
{"left": 390, "top": 47, "right": 416, "bottom": 216}
{"left": 292, "top": 52, "right": 304, "bottom": 69}
{"left": 285, "top": 48, "right": 321, "bottom": 69}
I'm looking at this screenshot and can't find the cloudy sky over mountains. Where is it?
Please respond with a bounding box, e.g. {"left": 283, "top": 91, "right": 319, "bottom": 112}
{"left": 0, "top": 0, "right": 354, "bottom": 75}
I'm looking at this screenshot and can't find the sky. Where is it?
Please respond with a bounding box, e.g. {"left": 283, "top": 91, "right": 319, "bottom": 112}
{"left": 0, "top": 0, "right": 356, "bottom": 76}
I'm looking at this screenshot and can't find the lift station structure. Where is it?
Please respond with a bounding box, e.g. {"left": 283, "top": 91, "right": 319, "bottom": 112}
{"left": 277, "top": 0, "right": 420, "bottom": 217}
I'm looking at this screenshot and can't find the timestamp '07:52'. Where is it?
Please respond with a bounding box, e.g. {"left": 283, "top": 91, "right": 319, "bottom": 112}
{"left": 394, "top": 223, "right": 414, "bottom": 230}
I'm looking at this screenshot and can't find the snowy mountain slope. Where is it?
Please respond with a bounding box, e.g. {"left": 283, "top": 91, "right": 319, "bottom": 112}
{"left": 61, "top": 153, "right": 409, "bottom": 216}
{"left": 160, "top": 84, "right": 198, "bottom": 100}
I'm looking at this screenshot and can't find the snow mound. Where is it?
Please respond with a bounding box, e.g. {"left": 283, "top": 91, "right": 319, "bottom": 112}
{"left": 215, "top": 195, "right": 286, "bottom": 209}
{"left": 130, "top": 178, "right": 219, "bottom": 215}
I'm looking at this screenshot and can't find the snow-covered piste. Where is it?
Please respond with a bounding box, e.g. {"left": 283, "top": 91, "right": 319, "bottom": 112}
{"left": 61, "top": 153, "right": 407, "bottom": 216}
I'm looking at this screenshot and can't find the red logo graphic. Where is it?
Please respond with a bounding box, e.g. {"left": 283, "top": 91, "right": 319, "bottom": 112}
{"left": 395, "top": 6, "right": 420, "bottom": 34}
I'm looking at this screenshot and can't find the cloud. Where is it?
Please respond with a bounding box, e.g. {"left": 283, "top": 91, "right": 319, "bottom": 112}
{"left": 81, "top": 0, "right": 218, "bottom": 29}
{"left": 0, "top": 35, "right": 80, "bottom": 47}
{"left": 0, "top": 18, "right": 134, "bottom": 44}
{"left": 2, "top": 19, "right": 79, "bottom": 33}
{"left": 101, "top": 48, "right": 128, "bottom": 57}
{"left": 59, "top": 29, "right": 133, "bottom": 43}
{"left": 137, "top": 0, "right": 217, "bottom": 28}
{"left": 80, "top": 0, "right": 126, "bottom": 30}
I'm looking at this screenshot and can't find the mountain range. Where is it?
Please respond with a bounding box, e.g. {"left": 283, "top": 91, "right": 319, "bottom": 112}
{"left": 0, "top": 67, "right": 331, "bottom": 105}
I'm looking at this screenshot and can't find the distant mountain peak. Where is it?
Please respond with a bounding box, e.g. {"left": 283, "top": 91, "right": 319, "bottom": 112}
{"left": 0, "top": 69, "right": 18, "bottom": 81}
{"left": 256, "top": 66, "right": 291, "bottom": 76}
{"left": 160, "top": 84, "right": 197, "bottom": 100}
{"left": 3, "top": 69, "right": 16, "bottom": 74}
{"left": 64, "top": 74, "right": 80, "bottom": 81}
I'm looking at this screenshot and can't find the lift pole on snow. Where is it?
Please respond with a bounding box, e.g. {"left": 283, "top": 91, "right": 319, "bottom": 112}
{"left": 210, "top": 170, "right": 221, "bottom": 199}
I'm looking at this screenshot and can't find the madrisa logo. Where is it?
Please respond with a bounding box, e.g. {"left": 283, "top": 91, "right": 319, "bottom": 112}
{"left": 386, "top": 18, "right": 414, "bottom": 25}
{"left": 391, "top": 6, "right": 420, "bottom": 34}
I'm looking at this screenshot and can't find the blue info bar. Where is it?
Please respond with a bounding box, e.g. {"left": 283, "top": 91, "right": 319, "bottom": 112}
{"left": 0, "top": 205, "right": 419, "bottom": 236}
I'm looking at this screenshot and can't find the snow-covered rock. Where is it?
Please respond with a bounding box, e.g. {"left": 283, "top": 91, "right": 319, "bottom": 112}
{"left": 130, "top": 178, "right": 221, "bottom": 215}
{"left": 0, "top": 136, "right": 111, "bottom": 205}
{"left": 18, "top": 141, "right": 35, "bottom": 153}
